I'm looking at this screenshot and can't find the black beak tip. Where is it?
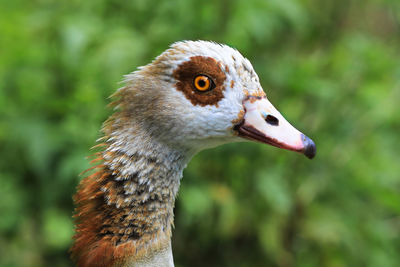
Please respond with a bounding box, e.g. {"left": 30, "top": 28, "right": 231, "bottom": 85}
{"left": 301, "top": 134, "right": 316, "bottom": 159}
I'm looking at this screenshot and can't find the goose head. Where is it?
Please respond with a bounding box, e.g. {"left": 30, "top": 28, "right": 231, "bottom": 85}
{"left": 72, "top": 41, "right": 316, "bottom": 267}
{"left": 118, "top": 40, "right": 315, "bottom": 158}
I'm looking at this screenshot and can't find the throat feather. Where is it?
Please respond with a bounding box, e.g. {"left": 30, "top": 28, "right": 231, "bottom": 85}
{"left": 71, "top": 143, "right": 184, "bottom": 266}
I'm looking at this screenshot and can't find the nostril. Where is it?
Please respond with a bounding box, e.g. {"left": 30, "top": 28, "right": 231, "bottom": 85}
{"left": 265, "top": 115, "right": 279, "bottom": 126}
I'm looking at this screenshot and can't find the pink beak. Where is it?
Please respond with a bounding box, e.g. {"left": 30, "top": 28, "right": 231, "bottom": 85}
{"left": 235, "top": 96, "right": 316, "bottom": 159}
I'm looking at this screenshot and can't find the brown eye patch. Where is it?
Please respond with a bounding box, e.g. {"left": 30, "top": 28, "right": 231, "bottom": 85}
{"left": 173, "top": 56, "right": 226, "bottom": 106}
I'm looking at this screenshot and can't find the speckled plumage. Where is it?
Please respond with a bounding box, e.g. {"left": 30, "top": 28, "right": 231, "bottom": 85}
{"left": 71, "top": 41, "right": 315, "bottom": 267}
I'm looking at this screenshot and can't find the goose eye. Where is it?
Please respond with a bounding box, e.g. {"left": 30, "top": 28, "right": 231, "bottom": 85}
{"left": 194, "top": 75, "right": 214, "bottom": 92}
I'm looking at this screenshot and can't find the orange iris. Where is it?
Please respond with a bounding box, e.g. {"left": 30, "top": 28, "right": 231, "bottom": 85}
{"left": 194, "top": 75, "right": 211, "bottom": 91}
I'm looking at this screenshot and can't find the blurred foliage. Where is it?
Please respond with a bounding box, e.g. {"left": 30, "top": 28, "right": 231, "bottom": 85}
{"left": 1, "top": 0, "right": 400, "bottom": 266}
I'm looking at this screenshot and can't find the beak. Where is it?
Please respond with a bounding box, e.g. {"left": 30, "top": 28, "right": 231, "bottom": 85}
{"left": 234, "top": 96, "right": 316, "bottom": 159}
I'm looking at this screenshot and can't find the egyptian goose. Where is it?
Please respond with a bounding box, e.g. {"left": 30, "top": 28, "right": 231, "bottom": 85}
{"left": 71, "top": 40, "right": 316, "bottom": 267}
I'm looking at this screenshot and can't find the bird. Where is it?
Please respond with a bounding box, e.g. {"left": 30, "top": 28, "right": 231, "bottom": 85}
{"left": 70, "top": 40, "right": 316, "bottom": 267}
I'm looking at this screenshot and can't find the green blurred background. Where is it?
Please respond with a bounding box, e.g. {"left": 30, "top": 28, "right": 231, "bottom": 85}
{"left": 1, "top": 0, "right": 400, "bottom": 266}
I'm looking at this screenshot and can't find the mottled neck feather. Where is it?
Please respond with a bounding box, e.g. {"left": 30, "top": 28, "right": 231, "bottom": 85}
{"left": 71, "top": 90, "right": 192, "bottom": 267}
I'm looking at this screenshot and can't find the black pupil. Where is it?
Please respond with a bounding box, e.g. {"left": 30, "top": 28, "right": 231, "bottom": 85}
{"left": 198, "top": 79, "right": 206, "bottom": 88}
